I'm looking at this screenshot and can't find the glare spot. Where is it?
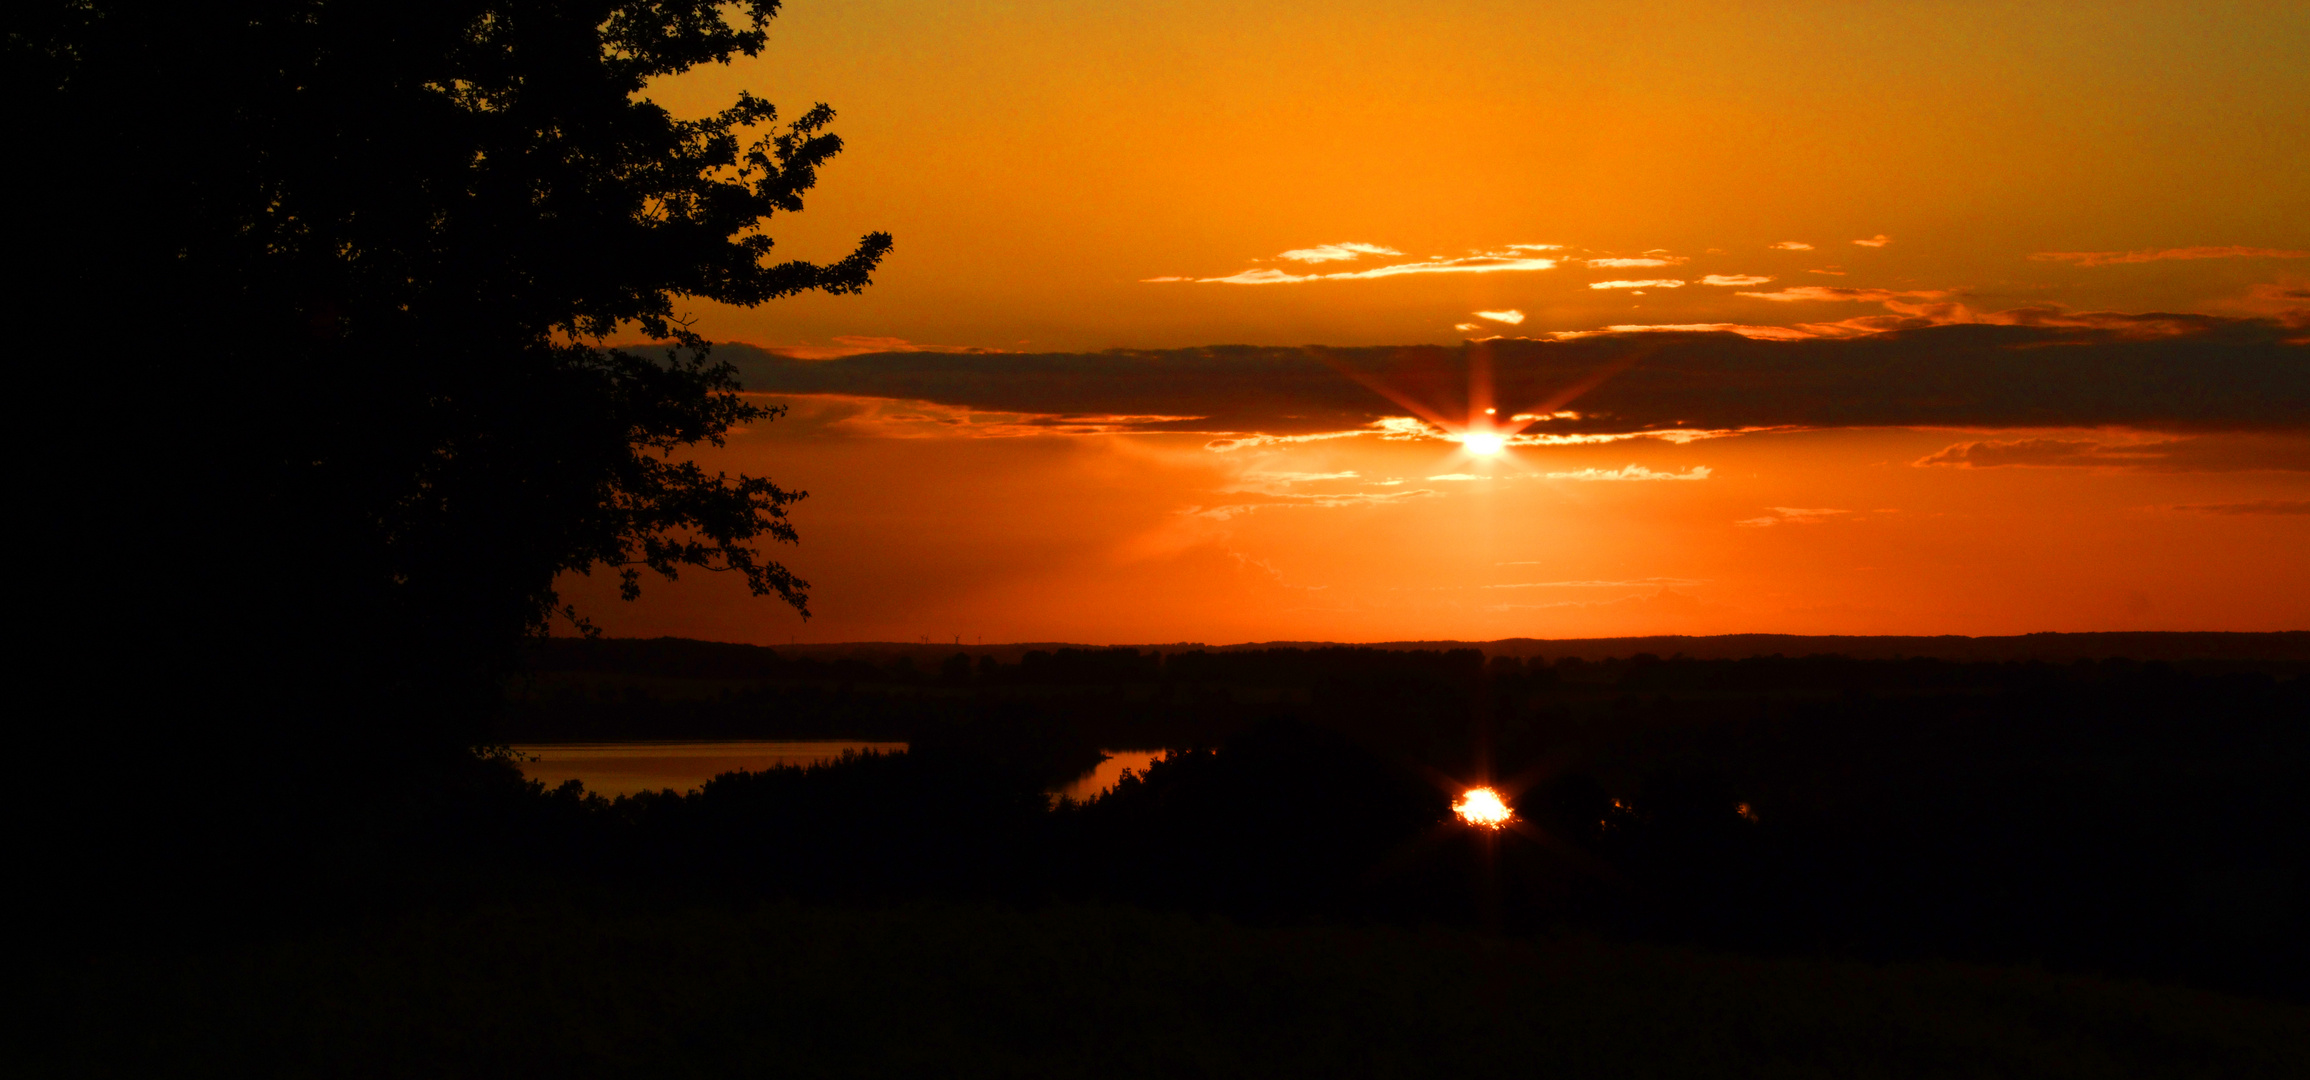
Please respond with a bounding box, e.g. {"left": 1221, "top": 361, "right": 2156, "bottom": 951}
{"left": 1455, "top": 787, "right": 1513, "bottom": 829}
{"left": 1462, "top": 433, "right": 1506, "bottom": 456}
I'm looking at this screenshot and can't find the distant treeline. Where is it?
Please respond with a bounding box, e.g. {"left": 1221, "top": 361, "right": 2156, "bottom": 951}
{"left": 522, "top": 633, "right": 2310, "bottom": 685}
{"left": 503, "top": 636, "right": 2305, "bottom": 745}
{"left": 532, "top": 631, "right": 2310, "bottom": 676}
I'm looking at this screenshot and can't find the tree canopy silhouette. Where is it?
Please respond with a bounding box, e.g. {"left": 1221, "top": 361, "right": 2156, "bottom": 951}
{"left": 14, "top": 0, "right": 882, "bottom": 670}
{"left": 8, "top": 1, "right": 886, "bottom": 888}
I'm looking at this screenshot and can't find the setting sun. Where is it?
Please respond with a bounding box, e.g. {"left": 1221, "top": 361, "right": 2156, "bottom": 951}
{"left": 1454, "top": 787, "right": 1513, "bottom": 829}
{"left": 1461, "top": 432, "right": 1506, "bottom": 456}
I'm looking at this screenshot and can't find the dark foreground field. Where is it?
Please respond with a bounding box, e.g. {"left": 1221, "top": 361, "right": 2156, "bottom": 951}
{"left": 41, "top": 901, "right": 2310, "bottom": 1079}
{"left": 32, "top": 635, "right": 2306, "bottom": 1077}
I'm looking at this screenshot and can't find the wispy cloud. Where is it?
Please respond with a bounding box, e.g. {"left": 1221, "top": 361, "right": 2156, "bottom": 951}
{"left": 1701, "top": 274, "right": 1773, "bottom": 286}
{"left": 753, "top": 335, "right": 995, "bottom": 360}
{"left": 1485, "top": 577, "right": 1707, "bottom": 588}
{"left": 2229, "top": 280, "right": 2310, "bottom": 326}
{"left": 1152, "top": 244, "right": 1562, "bottom": 285}
{"left": 1277, "top": 242, "right": 1402, "bottom": 263}
{"left": 1543, "top": 464, "right": 1712, "bottom": 481}
{"left": 2168, "top": 499, "right": 2310, "bottom": 515}
{"left": 1589, "top": 279, "right": 1685, "bottom": 290}
{"left": 1244, "top": 470, "right": 1360, "bottom": 484}
{"left": 776, "top": 395, "right": 1209, "bottom": 440}
{"left": 1473, "top": 309, "right": 1526, "bottom": 325}
{"left": 1916, "top": 436, "right": 2310, "bottom": 472}
{"left": 1187, "top": 489, "right": 1441, "bottom": 520}
{"left": 1737, "top": 507, "right": 1849, "bottom": 527}
{"left": 1550, "top": 323, "right": 1814, "bottom": 341}
{"left": 1586, "top": 256, "right": 1687, "bottom": 268}
{"left": 1203, "top": 428, "right": 1387, "bottom": 453}
{"left": 1917, "top": 437, "right": 2120, "bottom": 468}
{"left": 1852, "top": 235, "right": 1892, "bottom": 248}
{"left": 1737, "top": 286, "right": 1950, "bottom": 303}
{"left": 1771, "top": 241, "right": 1814, "bottom": 251}
{"left": 2030, "top": 246, "right": 2309, "bottom": 268}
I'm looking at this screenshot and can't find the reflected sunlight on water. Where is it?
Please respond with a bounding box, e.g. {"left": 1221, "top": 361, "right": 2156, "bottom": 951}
{"left": 511, "top": 741, "right": 908, "bottom": 798}
{"left": 1454, "top": 787, "right": 1513, "bottom": 829}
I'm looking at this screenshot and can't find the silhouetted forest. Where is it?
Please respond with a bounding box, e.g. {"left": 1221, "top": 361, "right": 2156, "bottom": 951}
{"left": 454, "top": 636, "right": 2310, "bottom": 1000}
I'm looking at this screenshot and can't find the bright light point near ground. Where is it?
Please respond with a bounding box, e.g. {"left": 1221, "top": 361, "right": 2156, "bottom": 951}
{"left": 1455, "top": 787, "right": 1513, "bottom": 829}
{"left": 1462, "top": 432, "right": 1506, "bottom": 456}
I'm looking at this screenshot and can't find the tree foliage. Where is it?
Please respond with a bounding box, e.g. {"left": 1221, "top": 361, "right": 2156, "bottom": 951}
{"left": 6, "top": 3, "right": 887, "bottom": 892}
{"left": 10, "top": 0, "right": 884, "bottom": 687}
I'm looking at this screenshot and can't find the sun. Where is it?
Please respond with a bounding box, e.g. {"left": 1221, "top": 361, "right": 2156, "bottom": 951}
{"left": 1454, "top": 787, "right": 1513, "bottom": 828}
{"left": 1461, "top": 432, "right": 1506, "bottom": 456}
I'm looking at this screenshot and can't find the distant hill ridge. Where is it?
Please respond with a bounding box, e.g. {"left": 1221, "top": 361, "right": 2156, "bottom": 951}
{"left": 526, "top": 630, "right": 2309, "bottom": 676}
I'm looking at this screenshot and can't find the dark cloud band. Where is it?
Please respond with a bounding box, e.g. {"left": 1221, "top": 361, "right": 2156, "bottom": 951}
{"left": 700, "top": 317, "right": 2308, "bottom": 438}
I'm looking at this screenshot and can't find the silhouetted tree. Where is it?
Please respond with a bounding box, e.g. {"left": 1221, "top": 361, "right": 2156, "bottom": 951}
{"left": 8, "top": 1, "right": 886, "bottom": 905}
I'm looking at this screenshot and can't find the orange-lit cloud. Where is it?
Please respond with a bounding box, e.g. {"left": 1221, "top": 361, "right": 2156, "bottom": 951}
{"left": 1770, "top": 241, "right": 1814, "bottom": 251}
{"left": 1586, "top": 256, "right": 1688, "bottom": 268}
{"left": 1277, "top": 242, "right": 1402, "bottom": 263}
{"left": 1201, "top": 429, "right": 1375, "bottom": 452}
{"left": 1735, "top": 286, "right": 1950, "bottom": 303}
{"left": 1486, "top": 578, "right": 1708, "bottom": 588}
{"left": 2168, "top": 500, "right": 2310, "bottom": 515}
{"left": 748, "top": 336, "right": 996, "bottom": 360}
{"left": 1551, "top": 323, "right": 1813, "bottom": 341}
{"left": 801, "top": 395, "right": 1211, "bottom": 439}
{"left": 1916, "top": 435, "right": 2310, "bottom": 472}
{"left": 1511, "top": 430, "right": 1733, "bottom": 447}
{"left": 2029, "top": 246, "right": 2309, "bottom": 267}
{"left": 1242, "top": 470, "right": 1361, "bottom": 484}
{"left": 1542, "top": 464, "right": 1712, "bottom": 481}
{"left": 1737, "top": 507, "right": 1852, "bottom": 527}
{"left": 1151, "top": 246, "right": 1562, "bottom": 285}
{"left": 1473, "top": 309, "right": 1526, "bottom": 324}
{"left": 1853, "top": 235, "right": 1892, "bottom": 247}
{"left": 1590, "top": 279, "right": 1685, "bottom": 290}
{"left": 1187, "top": 488, "right": 1441, "bottom": 520}
{"left": 1701, "top": 274, "right": 1774, "bottom": 286}
{"left": 2230, "top": 280, "right": 2310, "bottom": 323}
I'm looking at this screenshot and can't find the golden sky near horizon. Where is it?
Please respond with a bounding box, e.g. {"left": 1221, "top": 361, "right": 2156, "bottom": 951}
{"left": 565, "top": 0, "right": 2310, "bottom": 645}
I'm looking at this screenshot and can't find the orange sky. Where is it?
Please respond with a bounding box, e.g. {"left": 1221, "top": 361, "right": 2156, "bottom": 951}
{"left": 567, "top": 0, "right": 2310, "bottom": 644}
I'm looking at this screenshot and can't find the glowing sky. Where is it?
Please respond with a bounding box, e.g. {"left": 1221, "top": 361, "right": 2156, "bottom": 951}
{"left": 571, "top": 0, "right": 2310, "bottom": 644}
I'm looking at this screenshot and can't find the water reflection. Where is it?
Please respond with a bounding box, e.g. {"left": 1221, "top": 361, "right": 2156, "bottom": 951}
{"left": 512, "top": 741, "right": 908, "bottom": 798}
{"left": 1051, "top": 749, "right": 1177, "bottom": 805}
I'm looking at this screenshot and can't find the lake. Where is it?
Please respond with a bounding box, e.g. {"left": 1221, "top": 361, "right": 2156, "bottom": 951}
{"left": 1051, "top": 749, "right": 1172, "bottom": 804}
{"left": 513, "top": 741, "right": 1176, "bottom": 802}
{"left": 512, "top": 741, "right": 909, "bottom": 798}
